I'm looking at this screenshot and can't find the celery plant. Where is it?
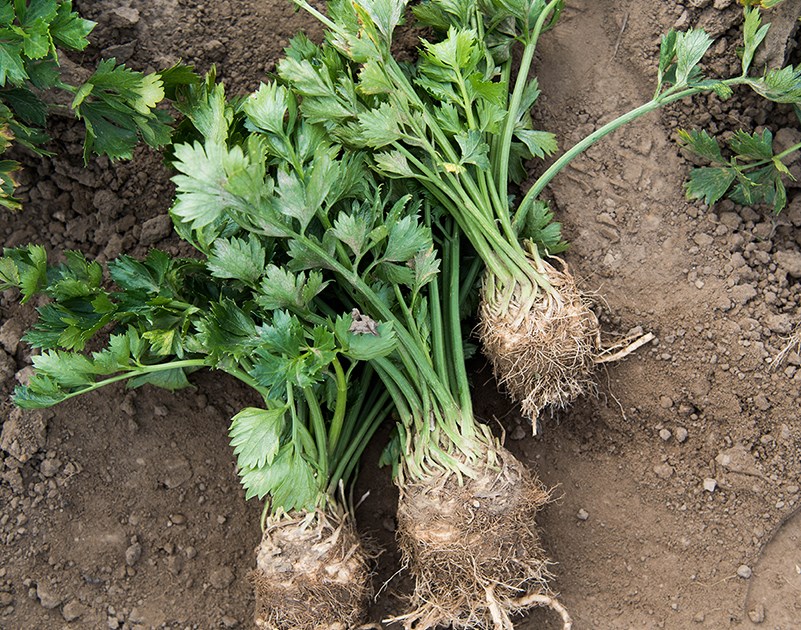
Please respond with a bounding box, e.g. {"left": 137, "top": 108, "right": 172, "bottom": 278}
{"left": 163, "top": 69, "right": 570, "bottom": 628}
{"left": 283, "top": 0, "right": 801, "bottom": 421}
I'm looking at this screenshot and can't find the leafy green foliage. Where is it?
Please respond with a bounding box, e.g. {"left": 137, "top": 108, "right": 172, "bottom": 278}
{"left": 679, "top": 128, "right": 794, "bottom": 212}
{"left": 741, "top": 5, "right": 770, "bottom": 75}
{"left": 0, "top": 1, "right": 197, "bottom": 210}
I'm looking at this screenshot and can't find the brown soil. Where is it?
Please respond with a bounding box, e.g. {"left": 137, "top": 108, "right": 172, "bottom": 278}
{"left": 1, "top": 1, "right": 800, "bottom": 629}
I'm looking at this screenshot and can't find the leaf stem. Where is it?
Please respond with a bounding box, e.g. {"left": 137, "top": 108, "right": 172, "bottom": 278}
{"left": 42, "top": 358, "right": 207, "bottom": 404}
{"left": 326, "top": 356, "right": 349, "bottom": 457}
{"left": 518, "top": 78, "right": 749, "bottom": 223}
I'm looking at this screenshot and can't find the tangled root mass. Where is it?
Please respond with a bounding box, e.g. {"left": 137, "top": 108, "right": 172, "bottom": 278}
{"left": 395, "top": 447, "right": 556, "bottom": 629}
{"left": 252, "top": 510, "right": 371, "bottom": 630}
{"left": 479, "top": 258, "right": 600, "bottom": 422}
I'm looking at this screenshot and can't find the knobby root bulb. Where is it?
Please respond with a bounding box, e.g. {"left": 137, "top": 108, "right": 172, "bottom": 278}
{"left": 251, "top": 509, "right": 372, "bottom": 630}
{"left": 480, "top": 257, "right": 600, "bottom": 422}
{"left": 393, "top": 445, "right": 568, "bottom": 629}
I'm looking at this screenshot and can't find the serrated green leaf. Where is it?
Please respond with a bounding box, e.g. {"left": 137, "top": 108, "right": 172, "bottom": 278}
{"left": 206, "top": 235, "right": 266, "bottom": 285}
{"left": 421, "top": 26, "right": 479, "bottom": 70}
{"left": 256, "top": 265, "right": 328, "bottom": 311}
{"left": 132, "top": 73, "right": 165, "bottom": 115}
{"left": 243, "top": 82, "right": 290, "bottom": 135}
{"left": 240, "top": 444, "right": 318, "bottom": 509}
{"left": 515, "top": 77, "right": 541, "bottom": 123}
{"left": 433, "top": 103, "right": 462, "bottom": 135}
{"left": 358, "top": 61, "right": 393, "bottom": 95}
{"left": 747, "top": 65, "right": 801, "bottom": 103}
{"left": 31, "top": 349, "right": 98, "bottom": 388}
{"left": 141, "top": 329, "right": 179, "bottom": 356}
{"left": 742, "top": 6, "right": 770, "bottom": 75}
{"left": 519, "top": 200, "right": 568, "bottom": 254}
{"left": 710, "top": 82, "right": 733, "bottom": 99}
{"left": 275, "top": 167, "right": 315, "bottom": 232}
{"left": 0, "top": 41, "right": 28, "bottom": 85}
{"left": 13, "top": 375, "right": 68, "bottom": 409}
{"left": 109, "top": 255, "right": 161, "bottom": 293}
{"left": 356, "top": 0, "right": 406, "bottom": 41}
{"left": 455, "top": 130, "right": 491, "bottom": 169}
{"left": 334, "top": 312, "right": 396, "bottom": 360}
{"left": 3, "top": 86, "right": 48, "bottom": 126}
{"left": 383, "top": 214, "right": 430, "bottom": 262}
{"left": 50, "top": 0, "right": 94, "bottom": 50}
{"left": 128, "top": 367, "right": 192, "bottom": 391}
{"left": 229, "top": 406, "right": 287, "bottom": 469}
{"left": 677, "top": 128, "right": 725, "bottom": 163}
{"left": 685, "top": 166, "right": 736, "bottom": 205}
{"left": 331, "top": 210, "right": 371, "bottom": 258}
{"left": 0, "top": 244, "right": 47, "bottom": 301}
{"left": 410, "top": 245, "right": 440, "bottom": 292}
{"left": 515, "top": 129, "right": 558, "bottom": 159}
{"left": 373, "top": 149, "right": 416, "bottom": 178}
{"left": 20, "top": 18, "right": 52, "bottom": 59}
{"left": 357, "top": 103, "right": 402, "bottom": 148}
{"left": 258, "top": 310, "right": 305, "bottom": 357}
{"left": 467, "top": 74, "right": 505, "bottom": 106}
{"left": 658, "top": 29, "right": 678, "bottom": 84}
{"left": 729, "top": 128, "right": 773, "bottom": 161}
{"left": 197, "top": 299, "right": 258, "bottom": 360}
{"left": 674, "top": 29, "right": 712, "bottom": 86}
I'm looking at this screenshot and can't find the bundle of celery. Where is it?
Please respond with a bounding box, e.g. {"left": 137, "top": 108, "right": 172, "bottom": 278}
{"left": 285, "top": 0, "right": 801, "bottom": 420}
{"left": 0, "top": 171, "right": 395, "bottom": 628}
{"left": 3, "top": 0, "right": 800, "bottom": 629}
{"left": 167, "top": 74, "right": 567, "bottom": 628}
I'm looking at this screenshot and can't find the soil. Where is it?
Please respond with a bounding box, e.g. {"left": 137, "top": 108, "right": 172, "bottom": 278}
{"left": 1, "top": 1, "right": 800, "bottom": 629}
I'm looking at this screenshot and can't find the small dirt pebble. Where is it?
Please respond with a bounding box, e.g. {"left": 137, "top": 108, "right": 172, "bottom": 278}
{"left": 675, "top": 427, "right": 689, "bottom": 443}
{"left": 62, "top": 599, "right": 86, "bottom": 622}
{"left": 36, "top": 583, "right": 62, "bottom": 609}
{"left": 1, "top": 408, "right": 48, "bottom": 463}
{"left": 125, "top": 542, "right": 142, "bottom": 567}
{"left": 39, "top": 458, "right": 60, "bottom": 478}
{"left": 654, "top": 463, "right": 675, "bottom": 479}
{"left": 577, "top": 508, "right": 590, "bottom": 521}
{"left": 659, "top": 429, "right": 672, "bottom": 441}
{"left": 0, "top": 319, "right": 24, "bottom": 355}
{"left": 659, "top": 396, "right": 674, "bottom": 409}
{"left": 737, "top": 565, "right": 752, "bottom": 579}
{"left": 703, "top": 478, "right": 717, "bottom": 492}
{"left": 0, "top": 592, "right": 14, "bottom": 607}
{"left": 139, "top": 215, "right": 173, "bottom": 246}
{"left": 748, "top": 603, "right": 765, "bottom": 623}
{"left": 209, "top": 566, "right": 235, "bottom": 590}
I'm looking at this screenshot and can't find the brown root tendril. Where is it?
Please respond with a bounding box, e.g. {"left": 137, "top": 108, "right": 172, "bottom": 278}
{"left": 479, "top": 257, "right": 600, "bottom": 422}
{"left": 251, "top": 509, "right": 372, "bottom": 630}
{"left": 391, "top": 446, "right": 559, "bottom": 629}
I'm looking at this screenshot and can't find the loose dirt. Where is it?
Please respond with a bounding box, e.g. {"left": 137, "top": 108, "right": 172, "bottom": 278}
{"left": 1, "top": 1, "right": 800, "bottom": 629}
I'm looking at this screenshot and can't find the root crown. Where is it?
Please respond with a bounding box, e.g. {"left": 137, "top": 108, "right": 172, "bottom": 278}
{"left": 395, "top": 448, "right": 555, "bottom": 629}
{"left": 252, "top": 510, "right": 371, "bottom": 630}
